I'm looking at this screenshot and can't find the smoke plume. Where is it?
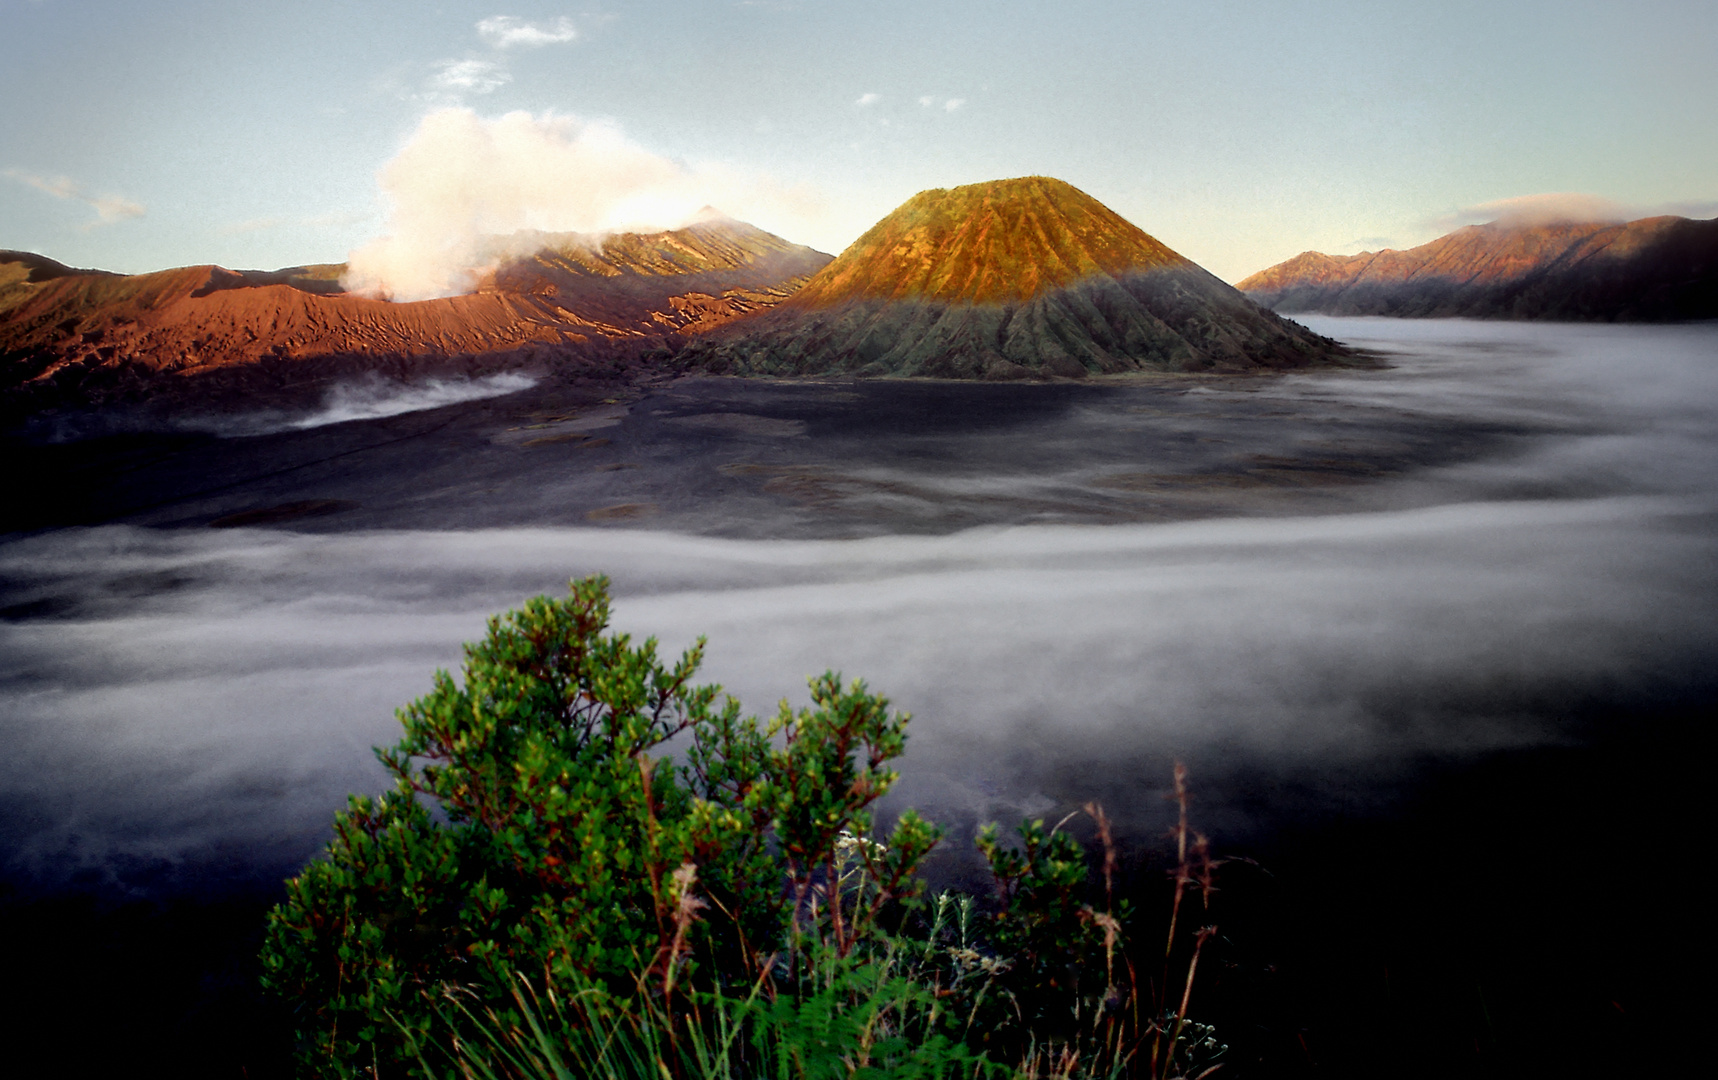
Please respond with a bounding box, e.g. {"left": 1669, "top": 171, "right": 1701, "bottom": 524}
{"left": 343, "top": 108, "right": 828, "bottom": 301}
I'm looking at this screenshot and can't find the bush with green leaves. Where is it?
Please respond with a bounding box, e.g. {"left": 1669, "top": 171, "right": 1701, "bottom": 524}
{"left": 262, "top": 576, "right": 1217, "bottom": 1080}
{"left": 261, "top": 576, "right": 943, "bottom": 1076}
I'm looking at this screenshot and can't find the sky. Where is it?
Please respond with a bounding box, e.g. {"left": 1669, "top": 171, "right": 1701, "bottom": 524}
{"left": 2, "top": 0, "right": 1715, "bottom": 284}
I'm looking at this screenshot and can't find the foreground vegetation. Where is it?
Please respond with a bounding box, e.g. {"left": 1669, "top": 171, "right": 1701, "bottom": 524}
{"left": 262, "top": 576, "right": 1222, "bottom": 1079}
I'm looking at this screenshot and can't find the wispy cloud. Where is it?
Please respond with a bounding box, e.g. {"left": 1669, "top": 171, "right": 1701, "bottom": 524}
{"left": 476, "top": 15, "right": 578, "bottom": 48}
{"left": 1414, "top": 193, "right": 1718, "bottom": 238}
{"left": 432, "top": 58, "right": 511, "bottom": 94}
{"left": 943, "top": 98, "right": 966, "bottom": 112}
{"left": 1342, "top": 236, "right": 1396, "bottom": 253}
{"left": 1423, "top": 192, "right": 1628, "bottom": 232}
{"left": 422, "top": 17, "right": 578, "bottom": 102}
{"left": 917, "top": 95, "right": 966, "bottom": 113}
{"left": 2, "top": 167, "right": 145, "bottom": 228}
{"left": 855, "top": 92, "right": 881, "bottom": 107}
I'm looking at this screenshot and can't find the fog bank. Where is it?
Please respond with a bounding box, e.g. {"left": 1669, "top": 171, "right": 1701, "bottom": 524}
{"left": 2, "top": 319, "right": 1715, "bottom": 894}
{"left": 168, "top": 372, "right": 541, "bottom": 438}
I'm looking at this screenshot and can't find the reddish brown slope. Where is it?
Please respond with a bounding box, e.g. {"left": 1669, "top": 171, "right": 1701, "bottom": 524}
{"left": 486, "top": 218, "right": 830, "bottom": 333}
{"left": 688, "top": 177, "right": 1347, "bottom": 379}
{"left": 2, "top": 265, "right": 576, "bottom": 373}
{"left": 1, "top": 220, "right": 830, "bottom": 417}
{"left": 1238, "top": 216, "right": 1718, "bottom": 320}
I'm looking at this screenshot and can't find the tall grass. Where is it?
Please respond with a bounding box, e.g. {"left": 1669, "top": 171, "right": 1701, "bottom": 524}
{"left": 407, "top": 913, "right": 1002, "bottom": 1079}
{"left": 413, "top": 768, "right": 1225, "bottom": 1080}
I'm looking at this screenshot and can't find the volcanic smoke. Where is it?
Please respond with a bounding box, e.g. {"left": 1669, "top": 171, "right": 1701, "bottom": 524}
{"left": 343, "top": 108, "right": 827, "bottom": 302}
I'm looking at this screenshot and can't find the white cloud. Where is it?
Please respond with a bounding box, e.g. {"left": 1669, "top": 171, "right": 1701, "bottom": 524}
{"left": 917, "top": 95, "right": 935, "bottom": 107}
{"left": 1413, "top": 192, "right": 1718, "bottom": 239}
{"left": 917, "top": 95, "right": 965, "bottom": 112}
{"left": 1425, "top": 192, "right": 1627, "bottom": 232}
{"left": 432, "top": 58, "right": 512, "bottom": 94}
{"left": 8, "top": 171, "right": 79, "bottom": 202}
{"left": 3, "top": 167, "right": 145, "bottom": 227}
{"left": 943, "top": 97, "right": 966, "bottom": 112}
{"left": 89, "top": 195, "right": 146, "bottom": 223}
{"left": 343, "top": 108, "right": 831, "bottom": 301}
{"left": 476, "top": 15, "right": 578, "bottom": 48}
{"left": 855, "top": 92, "right": 881, "bottom": 107}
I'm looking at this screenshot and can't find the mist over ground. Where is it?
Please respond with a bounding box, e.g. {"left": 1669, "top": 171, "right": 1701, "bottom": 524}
{"left": 150, "top": 372, "right": 542, "bottom": 440}
{"left": 2, "top": 318, "right": 1714, "bottom": 896}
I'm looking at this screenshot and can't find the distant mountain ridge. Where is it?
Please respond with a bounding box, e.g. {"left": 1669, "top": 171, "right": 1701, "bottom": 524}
{"left": 1238, "top": 216, "right": 1718, "bottom": 321}
{"left": 5, "top": 180, "right": 1376, "bottom": 424}
{"left": 0, "top": 220, "right": 830, "bottom": 418}
{"left": 687, "top": 177, "right": 1348, "bottom": 379}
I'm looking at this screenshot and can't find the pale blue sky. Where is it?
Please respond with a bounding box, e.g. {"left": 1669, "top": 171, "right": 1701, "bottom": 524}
{"left": 3, "top": 0, "right": 1714, "bottom": 283}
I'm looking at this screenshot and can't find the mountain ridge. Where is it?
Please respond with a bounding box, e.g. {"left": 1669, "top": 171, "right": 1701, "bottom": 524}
{"left": 1238, "top": 216, "right": 1718, "bottom": 320}
{"left": 1, "top": 221, "right": 831, "bottom": 420}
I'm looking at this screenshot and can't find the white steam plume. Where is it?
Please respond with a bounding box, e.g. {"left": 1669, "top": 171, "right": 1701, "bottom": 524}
{"left": 343, "top": 108, "right": 829, "bottom": 302}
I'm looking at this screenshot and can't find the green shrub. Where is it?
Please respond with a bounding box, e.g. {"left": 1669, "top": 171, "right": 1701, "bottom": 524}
{"left": 262, "top": 575, "right": 1216, "bottom": 1080}
{"left": 261, "top": 576, "right": 942, "bottom": 1077}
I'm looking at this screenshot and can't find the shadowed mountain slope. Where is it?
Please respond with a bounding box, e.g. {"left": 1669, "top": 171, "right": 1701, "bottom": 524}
{"left": 1239, "top": 216, "right": 1718, "bottom": 321}
{"left": 1, "top": 221, "right": 829, "bottom": 420}
{"left": 684, "top": 177, "right": 1348, "bottom": 379}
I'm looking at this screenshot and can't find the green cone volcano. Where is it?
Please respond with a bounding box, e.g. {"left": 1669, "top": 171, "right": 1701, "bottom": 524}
{"left": 686, "top": 177, "right": 1347, "bottom": 379}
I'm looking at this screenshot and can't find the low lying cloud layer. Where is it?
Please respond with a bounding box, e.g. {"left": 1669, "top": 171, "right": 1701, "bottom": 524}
{"left": 1422, "top": 190, "right": 1718, "bottom": 233}
{"left": 178, "top": 372, "right": 538, "bottom": 437}
{"left": 2, "top": 321, "right": 1715, "bottom": 895}
{"left": 343, "top": 109, "right": 828, "bottom": 301}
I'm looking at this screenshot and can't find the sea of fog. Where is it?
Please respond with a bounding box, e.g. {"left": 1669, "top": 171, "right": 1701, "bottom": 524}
{"left": 2, "top": 317, "right": 1715, "bottom": 895}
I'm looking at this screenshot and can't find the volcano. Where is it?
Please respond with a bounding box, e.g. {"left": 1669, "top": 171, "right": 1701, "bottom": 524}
{"left": 0, "top": 219, "right": 829, "bottom": 421}
{"left": 684, "top": 177, "right": 1347, "bottom": 379}
{"left": 1238, "top": 215, "right": 1718, "bottom": 321}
